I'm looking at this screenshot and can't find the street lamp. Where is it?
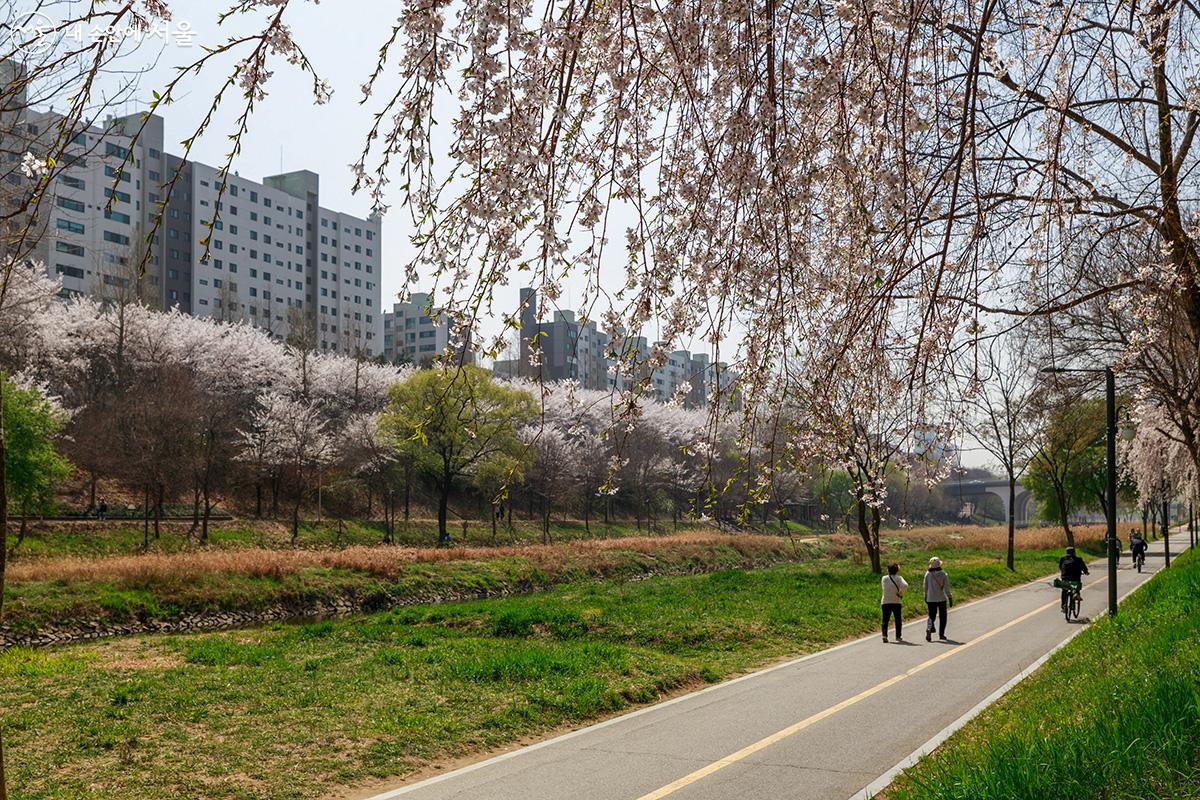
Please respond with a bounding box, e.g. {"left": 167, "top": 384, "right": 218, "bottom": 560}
{"left": 1039, "top": 366, "right": 1118, "bottom": 617}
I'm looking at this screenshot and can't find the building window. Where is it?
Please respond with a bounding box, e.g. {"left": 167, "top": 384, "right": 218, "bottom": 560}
{"left": 55, "top": 264, "right": 85, "bottom": 279}
{"left": 105, "top": 142, "right": 129, "bottom": 159}
{"left": 57, "top": 196, "right": 85, "bottom": 212}
{"left": 58, "top": 174, "right": 85, "bottom": 190}
{"left": 104, "top": 188, "right": 131, "bottom": 203}
{"left": 103, "top": 230, "right": 130, "bottom": 246}
{"left": 56, "top": 218, "right": 85, "bottom": 234}
{"left": 105, "top": 209, "right": 131, "bottom": 224}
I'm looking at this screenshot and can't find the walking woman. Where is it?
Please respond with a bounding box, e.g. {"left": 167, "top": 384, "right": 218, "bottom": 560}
{"left": 924, "top": 556, "right": 953, "bottom": 641}
{"left": 881, "top": 562, "right": 908, "bottom": 643}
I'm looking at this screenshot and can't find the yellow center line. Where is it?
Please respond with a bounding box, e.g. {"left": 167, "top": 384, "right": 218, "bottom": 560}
{"left": 636, "top": 576, "right": 1108, "bottom": 800}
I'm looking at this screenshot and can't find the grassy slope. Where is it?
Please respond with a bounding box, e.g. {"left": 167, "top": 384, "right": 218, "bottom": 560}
{"left": 3, "top": 543, "right": 1075, "bottom": 800}
{"left": 3, "top": 535, "right": 820, "bottom": 634}
{"left": 3, "top": 523, "right": 1102, "bottom": 635}
{"left": 887, "top": 549, "right": 1200, "bottom": 800}
{"left": 7, "top": 517, "right": 723, "bottom": 561}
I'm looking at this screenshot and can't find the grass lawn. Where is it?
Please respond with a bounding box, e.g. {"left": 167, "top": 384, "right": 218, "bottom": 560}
{"left": 886, "top": 548, "right": 1200, "bottom": 800}
{"left": 7, "top": 516, "right": 720, "bottom": 562}
{"left": 1, "top": 537, "right": 1092, "bottom": 800}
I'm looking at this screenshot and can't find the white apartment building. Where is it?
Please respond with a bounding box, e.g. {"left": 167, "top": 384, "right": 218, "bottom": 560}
{"left": 2, "top": 60, "right": 382, "bottom": 356}
{"left": 314, "top": 207, "right": 382, "bottom": 355}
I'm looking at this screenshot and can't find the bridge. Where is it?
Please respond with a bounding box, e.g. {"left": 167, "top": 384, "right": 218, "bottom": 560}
{"left": 946, "top": 478, "right": 1035, "bottom": 525}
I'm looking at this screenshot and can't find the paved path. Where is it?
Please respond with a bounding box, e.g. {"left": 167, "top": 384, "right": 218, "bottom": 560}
{"left": 363, "top": 534, "right": 1190, "bottom": 800}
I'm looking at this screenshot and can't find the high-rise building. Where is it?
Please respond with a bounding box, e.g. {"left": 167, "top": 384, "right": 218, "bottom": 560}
{"left": 495, "top": 287, "right": 735, "bottom": 407}
{"left": 381, "top": 292, "right": 474, "bottom": 367}
{"left": 1, "top": 61, "right": 382, "bottom": 356}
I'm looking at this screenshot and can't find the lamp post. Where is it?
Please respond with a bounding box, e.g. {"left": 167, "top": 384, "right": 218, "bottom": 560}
{"left": 1040, "top": 366, "right": 1118, "bottom": 617}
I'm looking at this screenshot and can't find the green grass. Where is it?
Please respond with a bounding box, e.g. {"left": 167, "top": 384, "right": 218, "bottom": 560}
{"left": 8, "top": 516, "right": 709, "bottom": 561}
{"left": 887, "top": 549, "right": 1200, "bottom": 800}
{"left": 1, "top": 543, "right": 1072, "bottom": 800}
{"left": 2, "top": 540, "right": 810, "bottom": 633}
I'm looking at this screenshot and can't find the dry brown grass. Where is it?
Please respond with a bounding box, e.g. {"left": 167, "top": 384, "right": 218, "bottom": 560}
{"left": 9, "top": 523, "right": 1103, "bottom": 587}
{"left": 7, "top": 531, "right": 804, "bottom": 585}
{"left": 884, "top": 523, "right": 1107, "bottom": 551}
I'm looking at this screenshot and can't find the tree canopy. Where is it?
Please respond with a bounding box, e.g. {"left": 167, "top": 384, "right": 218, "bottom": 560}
{"left": 381, "top": 366, "right": 537, "bottom": 543}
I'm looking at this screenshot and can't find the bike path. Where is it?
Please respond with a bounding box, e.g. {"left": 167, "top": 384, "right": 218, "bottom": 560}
{"left": 356, "top": 534, "right": 1188, "bottom": 800}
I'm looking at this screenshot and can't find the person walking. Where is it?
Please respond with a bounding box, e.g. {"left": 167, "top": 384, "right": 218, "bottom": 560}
{"left": 924, "top": 556, "right": 952, "bottom": 641}
{"left": 881, "top": 562, "right": 908, "bottom": 643}
{"left": 97, "top": 498, "right": 108, "bottom": 521}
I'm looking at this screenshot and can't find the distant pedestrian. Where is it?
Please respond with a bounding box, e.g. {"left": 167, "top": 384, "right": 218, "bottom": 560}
{"left": 881, "top": 562, "right": 908, "bottom": 643}
{"left": 97, "top": 499, "right": 108, "bottom": 520}
{"left": 924, "top": 556, "right": 953, "bottom": 641}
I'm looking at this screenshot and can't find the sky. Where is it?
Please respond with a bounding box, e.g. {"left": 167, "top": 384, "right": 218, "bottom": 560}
{"left": 27, "top": 1, "right": 1002, "bottom": 471}
{"left": 64, "top": 0, "right": 679, "bottom": 356}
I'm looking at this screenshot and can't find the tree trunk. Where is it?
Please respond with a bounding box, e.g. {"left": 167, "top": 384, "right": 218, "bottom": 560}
{"left": 366, "top": 485, "right": 373, "bottom": 518}
{"left": 542, "top": 492, "right": 550, "bottom": 545}
{"left": 584, "top": 492, "right": 591, "bottom": 533}
{"left": 201, "top": 483, "right": 212, "bottom": 544}
{"left": 291, "top": 496, "right": 301, "bottom": 544}
{"left": 437, "top": 482, "right": 450, "bottom": 545}
{"left": 870, "top": 506, "right": 883, "bottom": 574}
{"left": 1054, "top": 482, "right": 1075, "bottom": 547}
{"left": 856, "top": 497, "right": 882, "bottom": 574}
{"left": 191, "top": 487, "right": 201, "bottom": 535}
{"left": 255, "top": 481, "right": 263, "bottom": 518}
{"left": 1006, "top": 472, "right": 1016, "bottom": 571}
{"left": 88, "top": 471, "right": 97, "bottom": 513}
{"left": 1142, "top": 504, "right": 1148, "bottom": 538}
{"left": 270, "top": 474, "right": 280, "bottom": 518}
{"left": 403, "top": 463, "right": 412, "bottom": 529}
{"left": 491, "top": 502, "right": 498, "bottom": 543}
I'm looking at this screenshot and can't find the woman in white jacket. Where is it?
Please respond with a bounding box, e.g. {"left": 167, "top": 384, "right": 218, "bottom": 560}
{"left": 881, "top": 562, "right": 908, "bottom": 643}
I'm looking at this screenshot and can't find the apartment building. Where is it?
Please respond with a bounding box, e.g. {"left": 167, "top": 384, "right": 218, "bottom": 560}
{"left": 382, "top": 292, "right": 475, "bottom": 367}
{"left": 494, "top": 287, "right": 736, "bottom": 407}
{"left": 1, "top": 60, "right": 382, "bottom": 355}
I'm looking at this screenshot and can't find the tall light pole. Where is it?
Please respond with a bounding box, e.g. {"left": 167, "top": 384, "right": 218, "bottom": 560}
{"left": 1040, "top": 366, "right": 1118, "bottom": 617}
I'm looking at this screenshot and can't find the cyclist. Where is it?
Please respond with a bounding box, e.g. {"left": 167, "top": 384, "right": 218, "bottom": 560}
{"left": 1058, "top": 547, "right": 1089, "bottom": 611}
{"left": 1129, "top": 530, "right": 1147, "bottom": 569}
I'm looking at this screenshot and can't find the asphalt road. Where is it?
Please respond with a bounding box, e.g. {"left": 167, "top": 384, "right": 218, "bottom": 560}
{"left": 362, "top": 533, "right": 1190, "bottom": 800}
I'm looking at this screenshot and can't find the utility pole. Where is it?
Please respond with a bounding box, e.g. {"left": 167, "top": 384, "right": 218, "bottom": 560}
{"left": 1040, "top": 365, "right": 1119, "bottom": 616}
{"left": 1105, "top": 368, "right": 1118, "bottom": 612}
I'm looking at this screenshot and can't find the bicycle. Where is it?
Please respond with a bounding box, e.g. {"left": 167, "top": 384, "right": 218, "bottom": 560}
{"left": 1054, "top": 578, "right": 1082, "bottom": 621}
{"left": 1132, "top": 549, "right": 1146, "bottom": 572}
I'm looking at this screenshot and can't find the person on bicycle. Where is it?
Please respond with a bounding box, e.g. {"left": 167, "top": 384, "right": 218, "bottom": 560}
{"left": 1130, "top": 530, "right": 1147, "bottom": 564}
{"left": 1058, "top": 547, "right": 1089, "bottom": 611}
